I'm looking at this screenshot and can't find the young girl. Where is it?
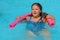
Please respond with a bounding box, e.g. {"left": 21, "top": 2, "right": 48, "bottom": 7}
{"left": 22, "top": 3, "right": 55, "bottom": 40}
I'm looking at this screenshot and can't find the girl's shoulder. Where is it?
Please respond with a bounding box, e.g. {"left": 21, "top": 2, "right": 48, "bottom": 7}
{"left": 42, "top": 12, "right": 48, "bottom": 18}
{"left": 25, "top": 16, "right": 31, "bottom": 20}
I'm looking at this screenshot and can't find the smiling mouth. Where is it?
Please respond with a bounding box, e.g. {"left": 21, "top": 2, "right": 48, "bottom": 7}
{"left": 34, "top": 13, "right": 37, "bottom": 14}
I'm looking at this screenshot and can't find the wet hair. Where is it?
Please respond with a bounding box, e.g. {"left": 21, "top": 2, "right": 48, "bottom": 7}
{"left": 31, "top": 3, "right": 49, "bottom": 23}
{"left": 31, "top": 3, "right": 42, "bottom": 16}
{"left": 31, "top": 3, "right": 42, "bottom": 11}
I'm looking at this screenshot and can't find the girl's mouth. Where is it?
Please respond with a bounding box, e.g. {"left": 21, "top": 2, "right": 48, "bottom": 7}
{"left": 34, "top": 13, "right": 37, "bottom": 14}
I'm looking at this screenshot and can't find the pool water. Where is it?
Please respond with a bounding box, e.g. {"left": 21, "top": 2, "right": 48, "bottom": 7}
{"left": 0, "top": 0, "right": 60, "bottom": 40}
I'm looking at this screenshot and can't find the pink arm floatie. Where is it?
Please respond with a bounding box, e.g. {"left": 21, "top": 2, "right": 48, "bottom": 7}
{"left": 9, "top": 12, "right": 31, "bottom": 28}
{"left": 47, "top": 18, "right": 54, "bottom": 26}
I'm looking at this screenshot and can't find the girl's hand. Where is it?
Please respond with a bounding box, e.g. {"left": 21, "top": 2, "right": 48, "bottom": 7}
{"left": 16, "top": 16, "right": 27, "bottom": 22}
{"left": 46, "top": 15, "right": 55, "bottom": 23}
{"left": 46, "top": 15, "right": 55, "bottom": 26}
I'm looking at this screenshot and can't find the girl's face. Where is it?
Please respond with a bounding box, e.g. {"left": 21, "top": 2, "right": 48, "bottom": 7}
{"left": 32, "top": 5, "right": 41, "bottom": 17}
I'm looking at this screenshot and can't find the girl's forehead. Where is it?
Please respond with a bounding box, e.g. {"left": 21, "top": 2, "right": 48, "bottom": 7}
{"left": 32, "top": 5, "right": 40, "bottom": 9}
{"left": 32, "top": 5, "right": 39, "bottom": 7}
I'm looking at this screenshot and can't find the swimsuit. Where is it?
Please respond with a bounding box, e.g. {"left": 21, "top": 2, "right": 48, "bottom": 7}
{"left": 26, "top": 16, "right": 46, "bottom": 35}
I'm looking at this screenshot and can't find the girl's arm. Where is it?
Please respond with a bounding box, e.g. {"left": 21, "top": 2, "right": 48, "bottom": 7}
{"left": 9, "top": 12, "right": 31, "bottom": 28}
{"left": 17, "top": 16, "right": 30, "bottom": 22}
{"left": 42, "top": 13, "right": 55, "bottom": 26}
{"left": 46, "top": 14, "right": 55, "bottom": 23}
{"left": 45, "top": 14, "right": 55, "bottom": 26}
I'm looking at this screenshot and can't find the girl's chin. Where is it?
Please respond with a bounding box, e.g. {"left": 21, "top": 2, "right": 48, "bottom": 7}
{"left": 33, "top": 15, "right": 40, "bottom": 18}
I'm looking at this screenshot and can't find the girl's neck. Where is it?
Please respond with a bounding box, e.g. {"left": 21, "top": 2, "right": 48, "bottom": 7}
{"left": 32, "top": 16, "right": 40, "bottom": 19}
{"left": 31, "top": 16, "right": 40, "bottom": 22}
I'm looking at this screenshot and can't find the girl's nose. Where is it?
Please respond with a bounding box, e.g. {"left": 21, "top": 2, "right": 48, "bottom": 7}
{"left": 34, "top": 10, "right": 36, "bottom": 12}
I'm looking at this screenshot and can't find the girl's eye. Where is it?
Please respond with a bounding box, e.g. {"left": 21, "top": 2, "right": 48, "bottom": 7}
{"left": 32, "top": 9, "right": 38, "bottom": 10}
{"left": 36, "top": 9, "right": 38, "bottom": 10}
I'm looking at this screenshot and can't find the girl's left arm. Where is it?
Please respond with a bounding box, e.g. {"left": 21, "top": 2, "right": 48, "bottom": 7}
{"left": 46, "top": 14, "right": 55, "bottom": 23}
{"left": 46, "top": 14, "right": 55, "bottom": 26}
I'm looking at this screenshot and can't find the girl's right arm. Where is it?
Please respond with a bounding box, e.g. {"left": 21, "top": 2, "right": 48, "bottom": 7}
{"left": 17, "top": 16, "right": 30, "bottom": 22}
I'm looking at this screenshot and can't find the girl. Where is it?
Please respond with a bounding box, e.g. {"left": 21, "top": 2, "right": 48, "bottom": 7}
{"left": 22, "top": 3, "right": 55, "bottom": 40}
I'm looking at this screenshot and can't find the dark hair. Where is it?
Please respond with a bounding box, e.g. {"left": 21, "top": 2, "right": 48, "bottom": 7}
{"left": 31, "top": 3, "right": 42, "bottom": 11}
{"left": 31, "top": 3, "right": 42, "bottom": 16}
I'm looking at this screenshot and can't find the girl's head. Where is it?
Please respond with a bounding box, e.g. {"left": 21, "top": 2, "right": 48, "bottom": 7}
{"left": 31, "top": 3, "right": 42, "bottom": 17}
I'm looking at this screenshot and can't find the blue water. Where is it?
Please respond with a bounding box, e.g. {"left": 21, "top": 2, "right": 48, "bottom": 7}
{"left": 0, "top": 0, "right": 60, "bottom": 40}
